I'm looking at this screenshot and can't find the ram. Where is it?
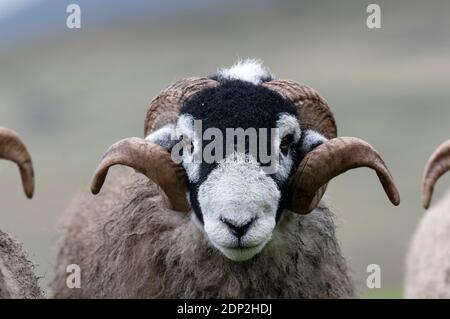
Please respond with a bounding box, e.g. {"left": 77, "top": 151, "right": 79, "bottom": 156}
{"left": 51, "top": 60, "right": 400, "bottom": 298}
{"left": 0, "top": 127, "right": 42, "bottom": 299}
{"left": 405, "top": 139, "right": 450, "bottom": 298}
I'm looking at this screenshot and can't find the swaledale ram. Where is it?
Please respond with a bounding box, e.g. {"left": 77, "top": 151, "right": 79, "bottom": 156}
{"left": 0, "top": 127, "right": 42, "bottom": 299}
{"left": 406, "top": 139, "right": 450, "bottom": 298}
{"left": 52, "top": 60, "right": 400, "bottom": 298}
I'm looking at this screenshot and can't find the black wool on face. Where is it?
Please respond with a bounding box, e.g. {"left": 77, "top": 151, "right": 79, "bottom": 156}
{"left": 180, "top": 80, "right": 311, "bottom": 223}
{"left": 181, "top": 80, "right": 296, "bottom": 133}
{"left": 182, "top": 80, "right": 299, "bottom": 170}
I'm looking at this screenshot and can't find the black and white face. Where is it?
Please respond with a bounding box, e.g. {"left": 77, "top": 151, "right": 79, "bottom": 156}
{"left": 148, "top": 80, "right": 326, "bottom": 261}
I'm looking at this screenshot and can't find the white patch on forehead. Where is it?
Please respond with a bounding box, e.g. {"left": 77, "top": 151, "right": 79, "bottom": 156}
{"left": 198, "top": 153, "right": 280, "bottom": 261}
{"left": 217, "top": 59, "right": 274, "bottom": 85}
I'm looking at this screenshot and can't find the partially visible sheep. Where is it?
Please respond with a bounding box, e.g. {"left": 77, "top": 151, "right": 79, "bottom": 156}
{"left": 52, "top": 61, "right": 400, "bottom": 298}
{"left": 405, "top": 140, "right": 450, "bottom": 298}
{"left": 0, "top": 230, "right": 43, "bottom": 299}
{"left": 0, "top": 127, "right": 43, "bottom": 299}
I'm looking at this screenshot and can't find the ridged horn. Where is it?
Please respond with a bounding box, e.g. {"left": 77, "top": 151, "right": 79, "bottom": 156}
{"left": 262, "top": 79, "right": 337, "bottom": 213}
{"left": 144, "top": 77, "right": 217, "bottom": 136}
{"left": 262, "top": 80, "right": 337, "bottom": 139}
{"left": 0, "top": 127, "right": 34, "bottom": 198}
{"left": 91, "top": 137, "right": 189, "bottom": 212}
{"left": 422, "top": 140, "right": 450, "bottom": 209}
{"left": 290, "top": 137, "right": 400, "bottom": 214}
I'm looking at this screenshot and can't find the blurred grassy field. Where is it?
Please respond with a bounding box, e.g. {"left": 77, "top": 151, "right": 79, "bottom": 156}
{"left": 363, "top": 288, "right": 403, "bottom": 299}
{"left": 1, "top": 0, "right": 450, "bottom": 297}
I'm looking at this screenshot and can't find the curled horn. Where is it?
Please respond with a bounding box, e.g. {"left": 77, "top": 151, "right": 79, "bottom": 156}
{"left": 144, "top": 77, "right": 217, "bottom": 136}
{"left": 91, "top": 138, "right": 189, "bottom": 212}
{"left": 0, "top": 127, "right": 34, "bottom": 198}
{"left": 263, "top": 80, "right": 399, "bottom": 214}
{"left": 262, "top": 80, "right": 337, "bottom": 140}
{"left": 290, "top": 137, "right": 400, "bottom": 214}
{"left": 93, "top": 78, "right": 217, "bottom": 212}
{"left": 422, "top": 140, "right": 450, "bottom": 209}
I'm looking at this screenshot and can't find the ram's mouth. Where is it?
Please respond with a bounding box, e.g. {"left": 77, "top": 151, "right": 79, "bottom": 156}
{"left": 221, "top": 245, "right": 264, "bottom": 261}
{"left": 212, "top": 240, "right": 270, "bottom": 262}
{"left": 219, "top": 241, "right": 260, "bottom": 249}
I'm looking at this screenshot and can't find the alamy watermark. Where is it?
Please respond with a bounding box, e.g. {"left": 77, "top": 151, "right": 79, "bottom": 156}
{"left": 66, "top": 4, "right": 81, "bottom": 29}
{"left": 168, "top": 120, "right": 283, "bottom": 175}
{"left": 366, "top": 264, "right": 381, "bottom": 289}
{"left": 65, "top": 4, "right": 381, "bottom": 31}
{"left": 366, "top": 4, "right": 381, "bottom": 29}
{"left": 66, "top": 264, "right": 81, "bottom": 289}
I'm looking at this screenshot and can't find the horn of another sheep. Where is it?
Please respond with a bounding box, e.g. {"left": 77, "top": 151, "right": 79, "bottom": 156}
{"left": 91, "top": 137, "right": 190, "bottom": 212}
{"left": 290, "top": 137, "right": 400, "bottom": 214}
{"left": 0, "top": 127, "right": 34, "bottom": 199}
{"left": 422, "top": 140, "right": 450, "bottom": 209}
{"left": 144, "top": 77, "right": 218, "bottom": 136}
{"left": 261, "top": 80, "right": 337, "bottom": 140}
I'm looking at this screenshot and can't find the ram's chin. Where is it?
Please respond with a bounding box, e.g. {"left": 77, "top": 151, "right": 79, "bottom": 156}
{"left": 212, "top": 241, "right": 269, "bottom": 262}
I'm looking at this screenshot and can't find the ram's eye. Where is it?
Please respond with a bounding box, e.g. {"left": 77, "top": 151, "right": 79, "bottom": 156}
{"left": 280, "top": 134, "right": 294, "bottom": 153}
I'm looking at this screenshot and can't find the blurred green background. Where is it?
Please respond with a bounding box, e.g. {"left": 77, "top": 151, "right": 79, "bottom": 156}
{"left": 1, "top": 0, "right": 450, "bottom": 298}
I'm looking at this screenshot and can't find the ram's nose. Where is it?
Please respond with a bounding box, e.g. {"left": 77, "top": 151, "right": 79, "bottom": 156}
{"left": 221, "top": 217, "right": 255, "bottom": 239}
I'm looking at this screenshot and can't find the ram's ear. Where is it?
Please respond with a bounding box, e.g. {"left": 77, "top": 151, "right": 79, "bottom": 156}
{"left": 145, "top": 123, "right": 178, "bottom": 151}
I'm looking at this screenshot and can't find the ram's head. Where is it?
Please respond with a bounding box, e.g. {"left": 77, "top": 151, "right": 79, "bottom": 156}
{"left": 92, "top": 61, "right": 399, "bottom": 261}
{"left": 0, "top": 127, "right": 34, "bottom": 198}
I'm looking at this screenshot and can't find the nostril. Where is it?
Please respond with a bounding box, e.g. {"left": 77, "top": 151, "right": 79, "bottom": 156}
{"left": 221, "top": 217, "right": 255, "bottom": 238}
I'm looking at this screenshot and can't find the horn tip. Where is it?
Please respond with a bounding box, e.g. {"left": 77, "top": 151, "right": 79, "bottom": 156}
{"left": 91, "top": 165, "right": 107, "bottom": 195}
{"left": 422, "top": 193, "right": 431, "bottom": 210}
{"left": 90, "top": 172, "right": 105, "bottom": 195}
{"left": 25, "top": 188, "right": 34, "bottom": 199}
{"left": 21, "top": 171, "right": 34, "bottom": 199}
{"left": 90, "top": 183, "right": 101, "bottom": 195}
{"left": 422, "top": 181, "right": 434, "bottom": 209}
{"left": 90, "top": 174, "right": 101, "bottom": 195}
{"left": 391, "top": 190, "right": 401, "bottom": 206}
